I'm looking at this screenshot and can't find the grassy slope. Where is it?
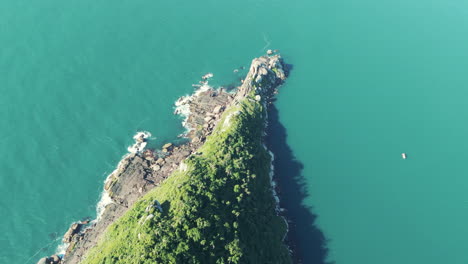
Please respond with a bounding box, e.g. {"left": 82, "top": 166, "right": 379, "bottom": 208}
{"left": 81, "top": 91, "right": 291, "bottom": 264}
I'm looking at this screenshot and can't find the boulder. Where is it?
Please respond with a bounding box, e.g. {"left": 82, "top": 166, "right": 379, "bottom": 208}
{"left": 104, "top": 178, "right": 115, "bottom": 190}
{"left": 51, "top": 255, "right": 61, "bottom": 263}
{"left": 136, "top": 134, "right": 146, "bottom": 143}
{"left": 255, "top": 95, "right": 261, "bottom": 101}
{"left": 162, "top": 143, "right": 173, "bottom": 152}
{"left": 255, "top": 75, "right": 263, "bottom": 83}
{"left": 132, "top": 155, "right": 144, "bottom": 164}
{"left": 62, "top": 223, "right": 82, "bottom": 243}
{"left": 151, "top": 164, "right": 161, "bottom": 171}
{"left": 143, "top": 149, "right": 153, "bottom": 157}
{"left": 267, "top": 49, "right": 273, "bottom": 55}
{"left": 213, "top": 105, "right": 223, "bottom": 114}
{"left": 250, "top": 60, "right": 262, "bottom": 74}
{"left": 268, "top": 59, "right": 278, "bottom": 69}
{"left": 204, "top": 116, "right": 213, "bottom": 122}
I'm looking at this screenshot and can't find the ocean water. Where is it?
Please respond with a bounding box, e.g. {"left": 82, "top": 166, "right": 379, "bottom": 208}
{"left": 1, "top": 0, "right": 468, "bottom": 263}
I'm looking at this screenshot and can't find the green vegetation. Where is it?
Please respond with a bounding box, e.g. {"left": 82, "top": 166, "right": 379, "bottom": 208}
{"left": 82, "top": 93, "right": 291, "bottom": 264}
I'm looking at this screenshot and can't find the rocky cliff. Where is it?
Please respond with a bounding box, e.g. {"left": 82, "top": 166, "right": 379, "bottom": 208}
{"left": 38, "top": 51, "right": 288, "bottom": 264}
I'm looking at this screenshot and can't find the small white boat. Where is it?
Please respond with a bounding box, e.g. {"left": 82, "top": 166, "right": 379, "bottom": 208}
{"left": 401, "top": 153, "right": 407, "bottom": 159}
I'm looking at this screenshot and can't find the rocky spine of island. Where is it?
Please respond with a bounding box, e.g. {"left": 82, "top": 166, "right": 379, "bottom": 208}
{"left": 37, "top": 50, "right": 289, "bottom": 264}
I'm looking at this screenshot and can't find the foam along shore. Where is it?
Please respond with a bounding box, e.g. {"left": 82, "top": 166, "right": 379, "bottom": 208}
{"left": 50, "top": 131, "right": 151, "bottom": 258}
{"left": 51, "top": 74, "right": 236, "bottom": 264}
{"left": 79, "top": 51, "right": 290, "bottom": 263}
{"left": 127, "top": 131, "right": 151, "bottom": 153}
{"left": 37, "top": 50, "right": 289, "bottom": 264}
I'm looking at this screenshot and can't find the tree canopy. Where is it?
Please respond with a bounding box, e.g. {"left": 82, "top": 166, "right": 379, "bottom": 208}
{"left": 82, "top": 93, "right": 291, "bottom": 264}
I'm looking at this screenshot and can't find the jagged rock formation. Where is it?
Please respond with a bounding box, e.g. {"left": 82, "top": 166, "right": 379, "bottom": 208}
{"left": 37, "top": 51, "right": 288, "bottom": 264}
{"left": 37, "top": 255, "right": 61, "bottom": 264}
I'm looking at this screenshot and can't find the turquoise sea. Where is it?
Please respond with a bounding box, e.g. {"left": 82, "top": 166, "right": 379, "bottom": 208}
{"left": 1, "top": 0, "right": 468, "bottom": 263}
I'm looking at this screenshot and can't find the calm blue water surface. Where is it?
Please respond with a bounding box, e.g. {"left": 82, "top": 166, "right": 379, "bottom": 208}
{"left": 1, "top": 0, "right": 468, "bottom": 263}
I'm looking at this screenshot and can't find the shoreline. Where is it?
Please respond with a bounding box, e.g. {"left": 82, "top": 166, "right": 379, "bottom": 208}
{"left": 37, "top": 51, "right": 293, "bottom": 264}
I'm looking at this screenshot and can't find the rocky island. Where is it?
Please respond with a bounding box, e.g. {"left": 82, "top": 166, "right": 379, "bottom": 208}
{"left": 38, "top": 51, "right": 291, "bottom": 264}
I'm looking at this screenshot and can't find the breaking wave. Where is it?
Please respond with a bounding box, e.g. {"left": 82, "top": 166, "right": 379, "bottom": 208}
{"left": 174, "top": 73, "right": 215, "bottom": 130}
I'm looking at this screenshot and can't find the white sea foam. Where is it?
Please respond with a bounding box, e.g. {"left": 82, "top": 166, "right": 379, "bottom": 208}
{"left": 53, "top": 131, "right": 153, "bottom": 256}
{"left": 53, "top": 170, "right": 118, "bottom": 256}
{"left": 194, "top": 82, "right": 212, "bottom": 96}
{"left": 133, "top": 131, "right": 151, "bottom": 141}
{"left": 202, "top": 72, "right": 214, "bottom": 80}
{"left": 90, "top": 151, "right": 130, "bottom": 226}
{"left": 264, "top": 145, "right": 290, "bottom": 242}
{"left": 266, "top": 148, "right": 280, "bottom": 206}
{"left": 174, "top": 78, "right": 214, "bottom": 131}
{"left": 100, "top": 131, "right": 151, "bottom": 219}
{"left": 127, "top": 131, "right": 151, "bottom": 153}
{"left": 261, "top": 33, "right": 271, "bottom": 52}
{"left": 55, "top": 242, "right": 69, "bottom": 256}
{"left": 95, "top": 190, "right": 113, "bottom": 221}
{"left": 174, "top": 96, "right": 192, "bottom": 128}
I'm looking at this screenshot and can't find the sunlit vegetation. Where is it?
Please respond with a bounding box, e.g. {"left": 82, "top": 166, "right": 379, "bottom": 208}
{"left": 82, "top": 93, "right": 291, "bottom": 264}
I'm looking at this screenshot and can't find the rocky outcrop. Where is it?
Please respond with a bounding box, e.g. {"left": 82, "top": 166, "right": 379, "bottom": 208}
{"left": 235, "top": 53, "right": 286, "bottom": 102}
{"left": 40, "top": 51, "right": 288, "bottom": 264}
{"left": 175, "top": 87, "right": 235, "bottom": 139}
{"left": 36, "top": 254, "right": 61, "bottom": 264}
{"left": 62, "top": 223, "right": 83, "bottom": 243}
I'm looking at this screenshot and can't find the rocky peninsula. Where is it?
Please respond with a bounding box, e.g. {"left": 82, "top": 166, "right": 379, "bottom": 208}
{"left": 38, "top": 51, "right": 289, "bottom": 264}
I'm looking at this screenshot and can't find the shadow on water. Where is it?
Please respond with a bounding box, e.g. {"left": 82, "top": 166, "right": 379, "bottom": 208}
{"left": 265, "top": 104, "right": 331, "bottom": 264}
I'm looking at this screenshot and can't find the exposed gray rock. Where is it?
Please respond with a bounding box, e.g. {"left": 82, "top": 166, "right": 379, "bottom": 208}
{"left": 259, "top": 67, "right": 268, "bottom": 76}
{"left": 136, "top": 134, "right": 146, "bottom": 143}
{"left": 162, "top": 143, "right": 173, "bottom": 153}
{"left": 213, "top": 105, "right": 223, "bottom": 114}
{"left": 145, "top": 156, "right": 155, "bottom": 162}
{"left": 63, "top": 223, "right": 82, "bottom": 243}
{"left": 162, "top": 143, "right": 173, "bottom": 150}
{"left": 37, "top": 255, "right": 61, "bottom": 264}
{"left": 57, "top": 53, "right": 288, "bottom": 264}
{"left": 104, "top": 178, "right": 114, "bottom": 191}
{"left": 51, "top": 255, "right": 61, "bottom": 263}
